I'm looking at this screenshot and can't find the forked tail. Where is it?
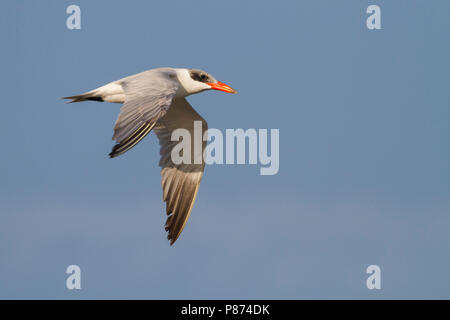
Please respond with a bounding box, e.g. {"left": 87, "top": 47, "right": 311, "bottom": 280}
{"left": 62, "top": 92, "right": 104, "bottom": 103}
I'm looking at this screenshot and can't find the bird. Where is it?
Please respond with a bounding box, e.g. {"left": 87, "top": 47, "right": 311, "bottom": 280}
{"left": 63, "top": 67, "right": 236, "bottom": 245}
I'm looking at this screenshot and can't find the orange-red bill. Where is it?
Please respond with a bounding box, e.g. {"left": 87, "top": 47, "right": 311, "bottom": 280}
{"left": 208, "top": 81, "right": 237, "bottom": 94}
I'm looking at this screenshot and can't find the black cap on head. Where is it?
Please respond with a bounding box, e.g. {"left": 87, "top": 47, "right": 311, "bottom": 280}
{"left": 189, "top": 69, "right": 217, "bottom": 84}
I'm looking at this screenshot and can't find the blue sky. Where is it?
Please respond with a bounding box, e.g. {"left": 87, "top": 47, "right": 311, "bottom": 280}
{"left": 1, "top": 0, "right": 449, "bottom": 299}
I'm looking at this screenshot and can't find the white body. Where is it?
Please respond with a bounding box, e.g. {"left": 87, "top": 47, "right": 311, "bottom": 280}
{"left": 86, "top": 68, "right": 210, "bottom": 103}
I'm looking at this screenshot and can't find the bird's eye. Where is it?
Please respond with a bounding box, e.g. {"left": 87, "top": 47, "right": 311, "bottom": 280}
{"left": 200, "top": 74, "right": 207, "bottom": 81}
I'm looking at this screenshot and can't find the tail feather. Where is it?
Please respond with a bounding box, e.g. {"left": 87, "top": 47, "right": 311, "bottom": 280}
{"left": 62, "top": 92, "right": 104, "bottom": 103}
{"left": 63, "top": 82, "right": 124, "bottom": 103}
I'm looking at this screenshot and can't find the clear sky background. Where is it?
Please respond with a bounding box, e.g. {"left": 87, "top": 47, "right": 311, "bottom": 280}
{"left": 1, "top": 0, "right": 449, "bottom": 299}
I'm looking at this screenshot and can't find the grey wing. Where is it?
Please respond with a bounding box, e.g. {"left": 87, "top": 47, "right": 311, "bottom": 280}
{"left": 154, "top": 98, "right": 208, "bottom": 245}
{"left": 109, "top": 69, "right": 179, "bottom": 158}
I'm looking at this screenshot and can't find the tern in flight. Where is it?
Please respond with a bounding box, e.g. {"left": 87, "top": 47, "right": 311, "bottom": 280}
{"left": 64, "top": 67, "right": 236, "bottom": 245}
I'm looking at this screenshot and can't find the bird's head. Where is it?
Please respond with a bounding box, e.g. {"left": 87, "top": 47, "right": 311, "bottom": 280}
{"left": 176, "top": 68, "right": 237, "bottom": 96}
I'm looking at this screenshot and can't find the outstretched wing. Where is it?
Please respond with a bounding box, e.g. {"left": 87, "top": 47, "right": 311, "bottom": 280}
{"left": 154, "top": 98, "right": 208, "bottom": 245}
{"left": 109, "top": 69, "right": 179, "bottom": 158}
